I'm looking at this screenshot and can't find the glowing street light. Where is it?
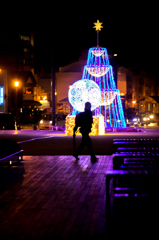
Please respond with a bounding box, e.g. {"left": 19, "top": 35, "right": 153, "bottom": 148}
{"left": 14, "top": 80, "right": 19, "bottom": 128}
{"left": 14, "top": 81, "right": 19, "bottom": 87}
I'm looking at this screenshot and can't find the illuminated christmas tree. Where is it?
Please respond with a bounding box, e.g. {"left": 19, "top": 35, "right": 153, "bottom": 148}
{"left": 66, "top": 20, "right": 126, "bottom": 135}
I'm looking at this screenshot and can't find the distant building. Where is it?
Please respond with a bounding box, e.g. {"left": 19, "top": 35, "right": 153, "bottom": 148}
{"left": 117, "top": 66, "right": 159, "bottom": 113}
{"left": 56, "top": 58, "right": 86, "bottom": 113}
{"left": 0, "top": 32, "right": 34, "bottom": 71}
{"left": 0, "top": 32, "right": 48, "bottom": 114}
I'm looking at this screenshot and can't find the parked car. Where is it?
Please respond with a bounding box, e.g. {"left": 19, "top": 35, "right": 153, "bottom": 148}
{"left": 39, "top": 113, "right": 67, "bottom": 130}
{"left": 0, "top": 112, "right": 16, "bottom": 130}
{"left": 137, "top": 112, "right": 158, "bottom": 126}
{"left": 125, "top": 112, "right": 139, "bottom": 126}
{"left": 39, "top": 114, "right": 52, "bottom": 130}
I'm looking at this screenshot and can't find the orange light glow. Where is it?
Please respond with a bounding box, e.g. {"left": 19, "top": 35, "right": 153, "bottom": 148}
{"left": 14, "top": 81, "right": 19, "bottom": 87}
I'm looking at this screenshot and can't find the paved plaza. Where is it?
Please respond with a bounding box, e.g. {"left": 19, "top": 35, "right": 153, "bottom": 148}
{"left": 0, "top": 155, "right": 112, "bottom": 239}
{"left": 1, "top": 129, "right": 159, "bottom": 239}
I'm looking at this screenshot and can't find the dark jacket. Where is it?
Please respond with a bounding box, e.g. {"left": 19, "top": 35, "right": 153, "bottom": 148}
{"left": 74, "top": 110, "right": 93, "bottom": 134}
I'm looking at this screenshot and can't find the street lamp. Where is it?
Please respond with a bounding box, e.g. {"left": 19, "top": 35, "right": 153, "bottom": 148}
{"left": 14, "top": 81, "right": 19, "bottom": 87}
{"left": 14, "top": 81, "right": 19, "bottom": 127}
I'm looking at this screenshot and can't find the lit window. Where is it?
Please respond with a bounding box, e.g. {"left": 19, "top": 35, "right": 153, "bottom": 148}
{"left": 0, "top": 86, "right": 4, "bottom": 105}
{"left": 20, "top": 35, "right": 30, "bottom": 41}
{"left": 26, "top": 87, "right": 32, "bottom": 94}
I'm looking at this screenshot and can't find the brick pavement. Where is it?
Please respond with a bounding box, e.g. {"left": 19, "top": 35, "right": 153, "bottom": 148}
{"left": 0, "top": 155, "right": 112, "bottom": 239}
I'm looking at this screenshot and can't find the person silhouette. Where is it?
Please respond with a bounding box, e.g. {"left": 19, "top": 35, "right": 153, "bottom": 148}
{"left": 73, "top": 102, "right": 98, "bottom": 163}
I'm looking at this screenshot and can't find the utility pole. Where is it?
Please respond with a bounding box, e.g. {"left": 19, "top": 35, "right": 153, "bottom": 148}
{"left": 51, "top": 48, "right": 56, "bottom": 127}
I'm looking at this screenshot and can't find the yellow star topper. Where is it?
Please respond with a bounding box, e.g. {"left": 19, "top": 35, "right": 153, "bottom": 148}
{"left": 93, "top": 20, "right": 103, "bottom": 31}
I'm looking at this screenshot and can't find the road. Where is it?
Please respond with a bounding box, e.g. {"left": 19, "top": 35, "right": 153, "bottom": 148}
{"left": 0, "top": 129, "right": 159, "bottom": 155}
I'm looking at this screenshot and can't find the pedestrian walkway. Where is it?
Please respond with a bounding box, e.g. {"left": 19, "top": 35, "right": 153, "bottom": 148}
{"left": 0, "top": 155, "right": 112, "bottom": 239}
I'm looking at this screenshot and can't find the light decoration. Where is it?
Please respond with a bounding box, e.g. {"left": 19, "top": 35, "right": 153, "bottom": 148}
{"left": 0, "top": 86, "right": 4, "bottom": 105}
{"left": 91, "top": 49, "right": 105, "bottom": 56}
{"left": 98, "top": 114, "right": 105, "bottom": 135}
{"left": 40, "top": 100, "right": 48, "bottom": 103}
{"left": 93, "top": 20, "right": 103, "bottom": 31}
{"left": 40, "top": 96, "right": 48, "bottom": 103}
{"left": 101, "top": 90, "right": 117, "bottom": 106}
{"left": 86, "top": 66, "right": 109, "bottom": 77}
{"left": 65, "top": 114, "right": 105, "bottom": 136}
{"left": 80, "top": 46, "right": 126, "bottom": 129}
{"left": 68, "top": 79, "right": 101, "bottom": 112}
{"left": 66, "top": 21, "right": 126, "bottom": 134}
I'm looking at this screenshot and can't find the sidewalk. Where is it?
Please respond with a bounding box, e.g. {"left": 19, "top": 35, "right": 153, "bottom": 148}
{"left": 19, "top": 123, "right": 36, "bottom": 130}
{"left": 0, "top": 155, "right": 112, "bottom": 239}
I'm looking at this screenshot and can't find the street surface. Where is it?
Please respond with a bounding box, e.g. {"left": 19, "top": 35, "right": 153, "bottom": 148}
{"left": 1, "top": 128, "right": 159, "bottom": 155}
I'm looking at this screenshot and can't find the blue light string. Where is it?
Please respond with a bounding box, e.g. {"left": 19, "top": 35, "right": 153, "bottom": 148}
{"left": 117, "top": 90, "right": 126, "bottom": 127}
{"left": 110, "top": 91, "right": 116, "bottom": 127}
{"left": 99, "top": 77, "right": 101, "bottom": 115}
{"left": 72, "top": 47, "right": 126, "bottom": 129}
{"left": 109, "top": 67, "right": 114, "bottom": 89}
{"left": 106, "top": 70, "right": 110, "bottom": 89}
{"left": 87, "top": 49, "right": 91, "bottom": 65}
{"left": 72, "top": 108, "right": 77, "bottom": 115}
{"left": 99, "top": 54, "right": 102, "bottom": 115}
{"left": 114, "top": 92, "right": 120, "bottom": 127}
{"left": 117, "top": 93, "right": 124, "bottom": 127}
{"left": 107, "top": 92, "right": 112, "bottom": 127}
{"left": 103, "top": 52, "right": 105, "bottom": 65}
{"left": 111, "top": 68, "right": 116, "bottom": 89}
{"left": 110, "top": 67, "right": 118, "bottom": 127}
{"left": 82, "top": 66, "right": 86, "bottom": 79}
{"left": 102, "top": 69, "right": 107, "bottom": 127}
{"left": 94, "top": 53, "right": 98, "bottom": 116}
{"left": 117, "top": 91, "right": 126, "bottom": 127}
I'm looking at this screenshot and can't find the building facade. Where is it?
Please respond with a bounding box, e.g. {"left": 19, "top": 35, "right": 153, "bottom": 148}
{"left": 0, "top": 32, "right": 48, "bottom": 117}
{"left": 117, "top": 66, "right": 159, "bottom": 113}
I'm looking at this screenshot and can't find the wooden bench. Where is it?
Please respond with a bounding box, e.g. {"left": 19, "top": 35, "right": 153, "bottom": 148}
{"left": 0, "top": 139, "right": 23, "bottom": 166}
{"left": 0, "top": 149, "right": 23, "bottom": 166}
{"left": 106, "top": 169, "right": 159, "bottom": 236}
{"left": 113, "top": 138, "right": 159, "bottom": 142}
{"left": 113, "top": 153, "right": 159, "bottom": 170}
{"left": 113, "top": 139, "right": 159, "bottom": 153}
{"left": 116, "top": 146, "right": 159, "bottom": 154}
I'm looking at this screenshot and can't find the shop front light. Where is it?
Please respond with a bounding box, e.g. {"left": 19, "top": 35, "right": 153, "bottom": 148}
{"left": 133, "top": 118, "right": 137, "bottom": 122}
{"left": 150, "top": 115, "right": 154, "bottom": 119}
{"left": 40, "top": 120, "right": 43, "bottom": 124}
{"left": 143, "top": 117, "right": 147, "bottom": 121}
{"left": 50, "top": 121, "right": 52, "bottom": 124}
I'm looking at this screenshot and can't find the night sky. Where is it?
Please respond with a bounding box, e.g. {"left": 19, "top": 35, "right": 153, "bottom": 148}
{"left": 2, "top": 3, "right": 159, "bottom": 73}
